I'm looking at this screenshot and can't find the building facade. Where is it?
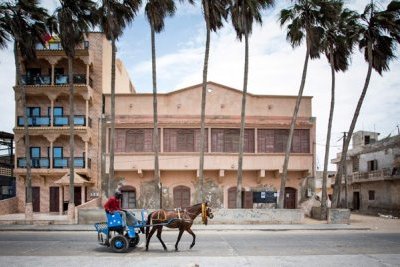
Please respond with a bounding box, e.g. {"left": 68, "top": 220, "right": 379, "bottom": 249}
{"left": 0, "top": 132, "right": 15, "bottom": 200}
{"left": 104, "top": 82, "right": 316, "bottom": 209}
{"left": 13, "top": 33, "right": 132, "bottom": 214}
{"left": 332, "top": 131, "right": 400, "bottom": 216}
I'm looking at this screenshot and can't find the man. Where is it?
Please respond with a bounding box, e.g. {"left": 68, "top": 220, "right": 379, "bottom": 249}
{"left": 104, "top": 191, "right": 136, "bottom": 227}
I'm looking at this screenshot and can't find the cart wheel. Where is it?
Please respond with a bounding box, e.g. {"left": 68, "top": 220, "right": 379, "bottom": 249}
{"left": 110, "top": 235, "right": 129, "bottom": 253}
{"left": 129, "top": 235, "right": 140, "bottom": 248}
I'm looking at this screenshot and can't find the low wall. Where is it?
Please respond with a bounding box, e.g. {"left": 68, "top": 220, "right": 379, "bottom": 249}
{"left": 75, "top": 198, "right": 101, "bottom": 224}
{"left": 0, "top": 197, "right": 18, "bottom": 215}
{"left": 78, "top": 208, "right": 304, "bottom": 225}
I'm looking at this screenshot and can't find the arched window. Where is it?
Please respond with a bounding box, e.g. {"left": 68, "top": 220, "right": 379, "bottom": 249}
{"left": 173, "top": 185, "right": 190, "bottom": 208}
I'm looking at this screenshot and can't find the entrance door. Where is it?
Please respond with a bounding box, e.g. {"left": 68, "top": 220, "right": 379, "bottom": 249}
{"left": 49, "top": 187, "right": 59, "bottom": 212}
{"left": 228, "top": 187, "right": 237, "bottom": 208}
{"left": 74, "top": 187, "right": 81, "bottom": 206}
{"left": 173, "top": 186, "right": 190, "bottom": 208}
{"left": 353, "top": 192, "right": 360, "bottom": 210}
{"left": 32, "top": 187, "right": 40, "bottom": 212}
{"left": 242, "top": 191, "right": 253, "bottom": 209}
{"left": 284, "top": 187, "right": 296, "bottom": 209}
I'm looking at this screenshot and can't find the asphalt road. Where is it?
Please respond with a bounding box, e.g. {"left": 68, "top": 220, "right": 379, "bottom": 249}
{"left": 0, "top": 230, "right": 399, "bottom": 266}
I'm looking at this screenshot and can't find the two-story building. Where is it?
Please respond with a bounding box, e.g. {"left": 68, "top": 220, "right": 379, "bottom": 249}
{"left": 104, "top": 82, "right": 316, "bottom": 209}
{"left": 13, "top": 33, "right": 132, "bottom": 215}
{"left": 332, "top": 131, "right": 400, "bottom": 216}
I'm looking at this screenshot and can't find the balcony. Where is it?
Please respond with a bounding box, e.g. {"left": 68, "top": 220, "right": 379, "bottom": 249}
{"left": 17, "top": 157, "right": 49, "bottom": 168}
{"left": 21, "top": 75, "right": 51, "bottom": 86}
{"left": 18, "top": 116, "right": 50, "bottom": 127}
{"left": 35, "top": 41, "right": 89, "bottom": 51}
{"left": 55, "top": 74, "right": 88, "bottom": 85}
{"left": 17, "top": 115, "right": 90, "bottom": 127}
{"left": 352, "top": 168, "right": 400, "bottom": 183}
{"left": 17, "top": 157, "right": 89, "bottom": 169}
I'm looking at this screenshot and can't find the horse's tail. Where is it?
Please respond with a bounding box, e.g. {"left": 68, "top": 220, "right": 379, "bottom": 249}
{"left": 145, "top": 211, "right": 153, "bottom": 240}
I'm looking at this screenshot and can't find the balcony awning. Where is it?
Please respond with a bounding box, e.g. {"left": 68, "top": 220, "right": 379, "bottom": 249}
{"left": 54, "top": 172, "right": 93, "bottom": 185}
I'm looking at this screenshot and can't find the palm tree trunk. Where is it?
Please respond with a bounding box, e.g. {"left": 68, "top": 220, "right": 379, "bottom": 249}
{"left": 199, "top": 0, "right": 211, "bottom": 203}
{"left": 332, "top": 41, "right": 373, "bottom": 208}
{"left": 237, "top": 19, "right": 249, "bottom": 209}
{"left": 109, "top": 37, "right": 116, "bottom": 197}
{"left": 278, "top": 37, "right": 311, "bottom": 209}
{"left": 321, "top": 50, "right": 336, "bottom": 219}
{"left": 68, "top": 55, "right": 75, "bottom": 214}
{"left": 15, "top": 42, "right": 32, "bottom": 218}
{"left": 151, "top": 23, "right": 161, "bottom": 209}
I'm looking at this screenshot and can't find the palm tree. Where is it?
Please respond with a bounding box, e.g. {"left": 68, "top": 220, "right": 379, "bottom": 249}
{"left": 230, "top": 0, "right": 274, "bottom": 208}
{"left": 278, "top": 0, "right": 337, "bottom": 209}
{"left": 199, "top": 0, "right": 229, "bottom": 202}
{"left": 1, "top": 0, "right": 49, "bottom": 219}
{"left": 332, "top": 0, "right": 400, "bottom": 208}
{"left": 97, "top": 0, "right": 141, "bottom": 198}
{"left": 55, "top": 0, "right": 97, "bottom": 220}
{"left": 319, "top": 3, "right": 360, "bottom": 218}
{"left": 145, "top": 0, "right": 177, "bottom": 209}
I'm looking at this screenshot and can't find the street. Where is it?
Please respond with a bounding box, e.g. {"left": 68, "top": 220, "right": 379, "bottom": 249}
{"left": 0, "top": 230, "right": 400, "bottom": 266}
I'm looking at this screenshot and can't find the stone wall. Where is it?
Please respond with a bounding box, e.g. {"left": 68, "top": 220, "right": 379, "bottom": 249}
{"left": 0, "top": 197, "right": 18, "bottom": 215}
{"left": 78, "top": 208, "right": 304, "bottom": 225}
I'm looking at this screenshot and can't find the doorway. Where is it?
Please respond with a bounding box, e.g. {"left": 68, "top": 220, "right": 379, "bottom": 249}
{"left": 353, "top": 192, "right": 360, "bottom": 210}
{"left": 49, "top": 187, "right": 59, "bottom": 212}
{"left": 284, "top": 187, "right": 296, "bottom": 209}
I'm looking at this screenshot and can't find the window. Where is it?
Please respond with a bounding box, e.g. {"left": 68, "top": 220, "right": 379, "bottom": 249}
{"left": 211, "top": 129, "right": 254, "bottom": 153}
{"left": 115, "top": 129, "right": 154, "bottom": 152}
{"left": 26, "top": 107, "right": 40, "bottom": 117}
{"left": 164, "top": 129, "right": 207, "bottom": 152}
{"left": 368, "top": 190, "right": 375, "bottom": 200}
{"left": 368, "top": 160, "right": 378, "bottom": 171}
{"left": 48, "top": 107, "right": 63, "bottom": 116}
{"left": 364, "top": 135, "right": 370, "bottom": 145}
{"left": 258, "top": 129, "right": 310, "bottom": 153}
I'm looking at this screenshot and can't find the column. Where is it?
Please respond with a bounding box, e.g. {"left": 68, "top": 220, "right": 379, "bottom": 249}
{"left": 81, "top": 185, "right": 85, "bottom": 204}
{"left": 51, "top": 64, "right": 55, "bottom": 85}
{"left": 49, "top": 141, "right": 53, "bottom": 169}
{"left": 86, "top": 64, "right": 90, "bottom": 86}
{"left": 85, "top": 141, "right": 88, "bottom": 169}
{"left": 50, "top": 99, "right": 54, "bottom": 127}
{"left": 85, "top": 99, "right": 89, "bottom": 127}
{"left": 59, "top": 186, "right": 63, "bottom": 215}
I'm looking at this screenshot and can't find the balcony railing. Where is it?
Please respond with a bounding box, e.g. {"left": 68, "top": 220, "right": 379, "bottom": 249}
{"left": 352, "top": 168, "right": 394, "bottom": 182}
{"left": 53, "top": 157, "right": 86, "bottom": 168}
{"left": 35, "top": 41, "right": 89, "bottom": 50}
{"left": 21, "top": 75, "right": 51, "bottom": 86}
{"left": 53, "top": 115, "right": 86, "bottom": 126}
{"left": 55, "top": 74, "right": 87, "bottom": 85}
{"left": 17, "top": 157, "right": 50, "bottom": 168}
{"left": 17, "top": 116, "right": 87, "bottom": 127}
{"left": 18, "top": 116, "right": 50, "bottom": 127}
{"left": 17, "top": 157, "right": 88, "bottom": 169}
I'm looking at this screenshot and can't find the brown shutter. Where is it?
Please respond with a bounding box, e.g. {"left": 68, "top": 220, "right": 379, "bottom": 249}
{"left": 194, "top": 129, "right": 208, "bottom": 152}
{"left": 244, "top": 129, "right": 255, "bottom": 153}
{"left": 274, "top": 129, "right": 289, "bottom": 153}
{"left": 228, "top": 187, "right": 237, "bottom": 208}
{"left": 211, "top": 129, "right": 224, "bottom": 152}
{"left": 258, "top": 129, "right": 274, "bottom": 153}
{"left": 144, "top": 129, "right": 154, "bottom": 152}
{"left": 224, "top": 129, "right": 240, "bottom": 152}
{"left": 115, "top": 129, "right": 126, "bottom": 152}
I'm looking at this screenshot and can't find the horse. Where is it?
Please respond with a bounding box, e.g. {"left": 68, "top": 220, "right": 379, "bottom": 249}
{"left": 145, "top": 202, "right": 214, "bottom": 251}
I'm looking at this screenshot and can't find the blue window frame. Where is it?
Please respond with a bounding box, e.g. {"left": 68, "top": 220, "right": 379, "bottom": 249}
{"left": 53, "top": 147, "right": 63, "bottom": 158}
{"left": 26, "top": 107, "right": 40, "bottom": 117}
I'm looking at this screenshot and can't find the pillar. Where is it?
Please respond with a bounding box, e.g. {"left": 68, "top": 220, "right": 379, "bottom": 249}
{"left": 208, "top": 128, "right": 212, "bottom": 152}
{"left": 59, "top": 186, "right": 63, "bottom": 215}
{"left": 85, "top": 99, "right": 89, "bottom": 127}
{"left": 81, "top": 185, "right": 85, "bottom": 204}
{"left": 85, "top": 141, "right": 88, "bottom": 169}
{"left": 86, "top": 64, "right": 90, "bottom": 86}
{"left": 51, "top": 64, "right": 55, "bottom": 85}
{"left": 160, "top": 128, "right": 164, "bottom": 152}
{"left": 49, "top": 141, "right": 53, "bottom": 169}
{"left": 50, "top": 99, "right": 54, "bottom": 127}
{"left": 255, "top": 128, "right": 258, "bottom": 153}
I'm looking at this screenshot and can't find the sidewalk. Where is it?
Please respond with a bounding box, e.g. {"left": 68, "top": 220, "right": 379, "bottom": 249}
{"left": 1, "top": 212, "right": 398, "bottom": 232}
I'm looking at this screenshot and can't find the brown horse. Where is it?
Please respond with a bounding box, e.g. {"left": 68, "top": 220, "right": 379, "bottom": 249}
{"left": 145, "top": 202, "right": 214, "bottom": 251}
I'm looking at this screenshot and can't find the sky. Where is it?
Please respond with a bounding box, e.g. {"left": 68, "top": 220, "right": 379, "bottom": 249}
{"left": 0, "top": 0, "right": 399, "bottom": 170}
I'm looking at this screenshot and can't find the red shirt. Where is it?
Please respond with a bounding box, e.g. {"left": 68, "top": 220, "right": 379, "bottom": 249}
{"left": 104, "top": 196, "right": 121, "bottom": 213}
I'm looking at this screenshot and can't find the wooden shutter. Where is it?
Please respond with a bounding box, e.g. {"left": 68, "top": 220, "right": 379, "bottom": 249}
{"left": 258, "top": 129, "right": 274, "bottom": 153}
{"left": 244, "top": 129, "right": 255, "bottom": 153}
{"left": 274, "top": 129, "right": 289, "bottom": 153}
{"left": 224, "top": 129, "right": 240, "bottom": 152}
{"left": 115, "top": 129, "right": 126, "bottom": 152}
{"left": 211, "top": 129, "right": 224, "bottom": 152}
{"left": 194, "top": 129, "right": 208, "bottom": 152}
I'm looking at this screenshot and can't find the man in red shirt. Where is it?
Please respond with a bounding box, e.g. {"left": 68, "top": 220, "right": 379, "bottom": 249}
{"left": 104, "top": 191, "right": 136, "bottom": 227}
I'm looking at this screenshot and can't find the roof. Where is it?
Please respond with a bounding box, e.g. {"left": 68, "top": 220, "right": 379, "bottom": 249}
{"left": 104, "top": 81, "right": 313, "bottom": 99}
{"left": 54, "top": 172, "right": 93, "bottom": 185}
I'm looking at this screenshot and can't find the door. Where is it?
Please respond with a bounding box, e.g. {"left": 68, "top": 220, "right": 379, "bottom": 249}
{"left": 173, "top": 186, "right": 190, "bottom": 208}
{"left": 228, "top": 187, "right": 237, "bottom": 208}
{"left": 353, "top": 192, "right": 360, "bottom": 210}
{"left": 49, "top": 187, "right": 59, "bottom": 212}
{"left": 74, "top": 187, "right": 81, "bottom": 206}
{"left": 32, "top": 187, "right": 40, "bottom": 212}
{"left": 242, "top": 191, "right": 253, "bottom": 209}
{"left": 284, "top": 187, "right": 296, "bottom": 209}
